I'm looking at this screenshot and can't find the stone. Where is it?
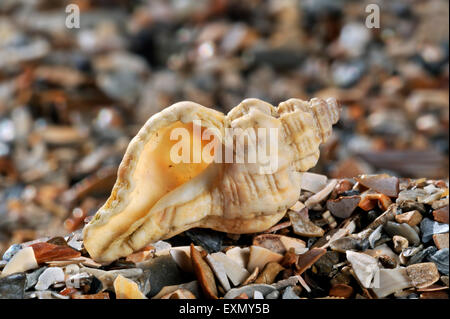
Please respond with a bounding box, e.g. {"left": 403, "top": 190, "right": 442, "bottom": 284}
{"left": 185, "top": 229, "right": 223, "bottom": 253}
{"left": 137, "top": 254, "right": 184, "bottom": 297}
{"left": 384, "top": 221, "right": 420, "bottom": 246}
{"left": 368, "top": 225, "right": 383, "bottom": 249}
{"left": 190, "top": 244, "right": 217, "bottom": 299}
{"left": 265, "top": 290, "right": 280, "bottom": 299}
{"left": 282, "top": 286, "right": 301, "bottom": 299}
{"left": 253, "top": 290, "right": 264, "bottom": 299}
{"left": 395, "top": 210, "right": 423, "bottom": 227}
{"left": 427, "top": 248, "right": 449, "bottom": 276}
{"left": 113, "top": 274, "right": 147, "bottom": 299}
{"left": 152, "top": 281, "right": 201, "bottom": 299}
{"left": 252, "top": 234, "right": 306, "bottom": 255}
{"left": 420, "top": 218, "right": 449, "bottom": 243}
{"left": 25, "top": 267, "right": 47, "bottom": 290}
{"left": 0, "top": 247, "right": 38, "bottom": 277}
{"left": 314, "top": 251, "right": 340, "bottom": 277}
{"left": 0, "top": 273, "right": 26, "bottom": 299}
{"left": 433, "top": 206, "right": 449, "bottom": 224}
{"left": 406, "top": 263, "right": 440, "bottom": 288}
{"left": 2, "top": 244, "right": 22, "bottom": 262}
{"left": 288, "top": 210, "right": 324, "bottom": 237}
{"left": 31, "top": 242, "right": 81, "bottom": 264}
{"left": 355, "top": 174, "right": 399, "bottom": 197}
{"left": 433, "top": 233, "right": 449, "bottom": 250}
{"left": 210, "top": 252, "right": 250, "bottom": 286}
{"left": 326, "top": 195, "right": 360, "bottom": 219}
{"left": 393, "top": 235, "right": 409, "bottom": 253}
{"left": 223, "top": 284, "right": 277, "bottom": 299}
{"left": 329, "top": 284, "right": 353, "bottom": 298}
{"left": 225, "top": 247, "right": 249, "bottom": 269}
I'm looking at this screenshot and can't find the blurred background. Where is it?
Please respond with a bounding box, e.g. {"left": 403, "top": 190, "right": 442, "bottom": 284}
{"left": 0, "top": 0, "right": 448, "bottom": 255}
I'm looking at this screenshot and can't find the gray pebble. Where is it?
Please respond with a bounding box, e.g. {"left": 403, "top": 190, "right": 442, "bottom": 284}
{"left": 384, "top": 221, "right": 420, "bottom": 246}
{"left": 407, "top": 246, "right": 437, "bottom": 266}
{"left": 282, "top": 286, "right": 301, "bottom": 299}
{"left": 2, "top": 244, "right": 22, "bottom": 261}
{"left": 25, "top": 267, "right": 47, "bottom": 290}
{"left": 265, "top": 290, "right": 280, "bottom": 299}
{"left": 427, "top": 248, "right": 449, "bottom": 276}
{"left": 420, "top": 218, "right": 449, "bottom": 243}
{"left": 0, "top": 273, "right": 26, "bottom": 299}
{"left": 223, "top": 284, "right": 277, "bottom": 299}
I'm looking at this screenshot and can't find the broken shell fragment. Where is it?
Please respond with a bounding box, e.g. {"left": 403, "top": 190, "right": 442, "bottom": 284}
{"left": 113, "top": 274, "right": 147, "bottom": 299}
{"left": 35, "top": 267, "right": 65, "bottom": 291}
{"left": 1, "top": 247, "right": 38, "bottom": 277}
{"left": 248, "top": 245, "right": 284, "bottom": 273}
{"left": 160, "top": 288, "right": 196, "bottom": 299}
{"left": 299, "top": 172, "right": 328, "bottom": 193}
{"left": 395, "top": 210, "right": 423, "bottom": 227}
{"left": 83, "top": 98, "right": 340, "bottom": 262}
{"left": 253, "top": 234, "right": 306, "bottom": 255}
{"left": 329, "top": 284, "right": 354, "bottom": 298}
{"left": 355, "top": 174, "right": 399, "bottom": 197}
{"left": 211, "top": 252, "right": 250, "bottom": 286}
{"left": 371, "top": 268, "right": 413, "bottom": 298}
{"left": 296, "top": 248, "right": 327, "bottom": 275}
{"left": 191, "top": 244, "right": 218, "bottom": 299}
{"left": 346, "top": 251, "right": 379, "bottom": 288}
{"left": 254, "top": 262, "right": 285, "bottom": 284}
{"left": 205, "top": 254, "right": 231, "bottom": 291}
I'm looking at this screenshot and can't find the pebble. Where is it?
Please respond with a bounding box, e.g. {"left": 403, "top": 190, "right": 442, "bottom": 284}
{"left": 329, "top": 284, "right": 354, "bottom": 298}
{"left": 2, "top": 244, "right": 22, "bottom": 262}
{"left": 384, "top": 221, "right": 420, "bottom": 246}
{"left": 190, "top": 244, "right": 217, "bottom": 299}
{"left": 433, "top": 233, "right": 449, "bottom": 250}
{"left": 282, "top": 286, "right": 301, "bottom": 299}
{"left": 406, "top": 262, "right": 440, "bottom": 288}
{"left": 35, "top": 267, "right": 65, "bottom": 290}
{"left": 223, "top": 284, "right": 277, "bottom": 299}
{"left": 372, "top": 268, "right": 412, "bottom": 298}
{"left": 0, "top": 273, "right": 26, "bottom": 299}
{"left": 305, "top": 179, "right": 338, "bottom": 208}
{"left": 406, "top": 246, "right": 437, "bottom": 266}
{"left": 433, "top": 206, "right": 449, "bottom": 224}
{"left": 113, "top": 274, "right": 147, "bottom": 299}
{"left": 265, "top": 290, "right": 280, "bottom": 299}
{"left": 205, "top": 254, "right": 231, "bottom": 291}
{"left": 427, "top": 248, "right": 449, "bottom": 276}
{"left": 420, "top": 218, "right": 449, "bottom": 243}
{"left": 247, "top": 245, "right": 283, "bottom": 273}
{"left": 211, "top": 252, "right": 250, "bottom": 286}
{"left": 393, "top": 235, "right": 409, "bottom": 253}
{"left": 296, "top": 248, "right": 326, "bottom": 275}
{"left": 288, "top": 210, "right": 324, "bottom": 238}
{"left": 185, "top": 229, "right": 223, "bottom": 253}
{"left": 25, "top": 267, "right": 47, "bottom": 290}
{"left": 1, "top": 246, "right": 38, "bottom": 277}
{"left": 355, "top": 174, "right": 399, "bottom": 197}
{"left": 255, "top": 262, "right": 284, "bottom": 285}
{"left": 395, "top": 210, "right": 423, "bottom": 227}
{"left": 299, "top": 172, "right": 328, "bottom": 193}
{"left": 326, "top": 195, "right": 360, "bottom": 219}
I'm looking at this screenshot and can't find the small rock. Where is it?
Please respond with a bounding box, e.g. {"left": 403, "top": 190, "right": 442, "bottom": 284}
{"left": 253, "top": 290, "right": 264, "bottom": 299}
{"left": 282, "top": 286, "right": 301, "bottom": 299}
{"left": 288, "top": 210, "right": 324, "bottom": 237}
{"left": 265, "top": 290, "right": 280, "bottom": 299}
{"left": 35, "top": 267, "right": 65, "bottom": 291}
{"left": 395, "top": 210, "right": 423, "bottom": 227}
{"left": 272, "top": 276, "right": 300, "bottom": 290}
{"left": 433, "top": 206, "right": 449, "bottom": 224}
{"left": 25, "top": 267, "right": 47, "bottom": 290}
{"left": 406, "top": 262, "right": 440, "bottom": 288}
{"left": 113, "top": 274, "right": 147, "bottom": 299}
{"left": 420, "top": 218, "right": 449, "bottom": 243}
{"left": 223, "top": 284, "right": 277, "bottom": 299}
{"left": 253, "top": 234, "right": 306, "bottom": 255}
{"left": 225, "top": 246, "right": 249, "bottom": 269}
{"left": 379, "top": 255, "right": 397, "bottom": 269}
{"left": 185, "top": 229, "right": 223, "bottom": 253}
{"left": 241, "top": 267, "right": 259, "bottom": 286}
{"left": 0, "top": 273, "right": 26, "bottom": 299}
{"left": 433, "top": 233, "right": 449, "bottom": 250}
{"left": 393, "top": 235, "right": 409, "bottom": 253}
{"left": 31, "top": 242, "right": 81, "bottom": 264}
{"left": 384, "top": 221, "right": 420, "bottom": 246}
{"left": 138, "top": 254, "right": 184, "bottom": 297}
{"left": 2, "top": 244, "right": 22, "bottom": 262}
{"left": 427, "top": 248, "right": 449, "bottom": 276}
{"left": 368, "top": 225, "right": 383, "bottom": 249}
{"left": 329, "top": 284, "right": 353, "bottom": 298}
{"left": 326, "top": 195, "right": 360, "bottom": 219}
{"left": 190, "top": 244, "right": 217, "bottom": 299}
{"left": 314, "top": 251, "right": 340, "bottom": 277}
{"left": 355, "top": 174, "right": 399, "bottom": 197}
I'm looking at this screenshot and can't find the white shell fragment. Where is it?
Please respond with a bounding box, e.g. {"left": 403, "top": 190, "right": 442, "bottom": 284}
{"left": 205, "top": 255, "right": 231, "bottom": 291}
{"left": 299, "top": 172, "right": 328, "bottom": 193}
{"left": 35, "top": 267, "right": 65, "bottom": 291}
{"left": 247, "top": 245, "right": 283, "bottom": 273}
{"left": 1, "top": 247, "right": 38, "bottom": 278}
{"left": 305, "top": 179, "right": 338, "bottom": 208}
{"left": 346, "top": 251, "right": 379, "bottom": 288}
{"left": 371, "top": 268, "right": 413, "bottom": 298}
{"left": 210, "top": 252, "right": 250, "bottom": 286}
{"left": 225, "top": 247, "right": 250, "bottom": 269}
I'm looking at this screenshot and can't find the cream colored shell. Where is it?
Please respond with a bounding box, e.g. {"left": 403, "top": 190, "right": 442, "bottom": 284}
{"left": 83, "top": 98, "right": 340, "bottom": 263}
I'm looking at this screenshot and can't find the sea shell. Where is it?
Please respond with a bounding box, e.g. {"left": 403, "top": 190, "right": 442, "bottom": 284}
{"left": 83, "top": 97, "right": 340, "bottom": 262}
